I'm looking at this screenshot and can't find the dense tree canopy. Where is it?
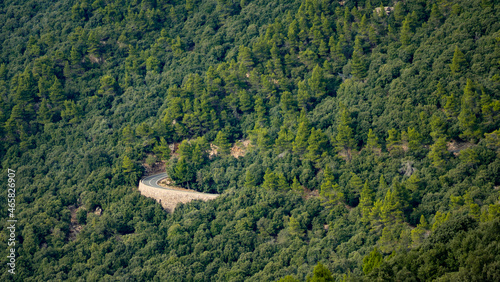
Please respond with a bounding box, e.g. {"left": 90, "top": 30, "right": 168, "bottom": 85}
{"left": 0, "top": 0, "right": 499, "bottom": 280}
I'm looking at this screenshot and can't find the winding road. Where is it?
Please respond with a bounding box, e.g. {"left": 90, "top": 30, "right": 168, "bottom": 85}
{"left": 140, "top": 172, "right": 217, "bottom": 195}
{"left": 139, "top": 172, "right": 219, "bottom": 212}
{"left": 141, "top": 172, "right": 170, "bottom": 189}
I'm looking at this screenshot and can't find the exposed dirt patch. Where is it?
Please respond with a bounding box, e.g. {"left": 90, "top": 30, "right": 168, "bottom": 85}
{"left": 304, "top": 189, "right": 319, "bottom": 200}
{"left": 88, "top": 54, "right": 103, "bottom": 64}
{"left": 447, "top": 140, "right": 474, "bottom": 156}
{"left": 68, "top": 205, "right": 83, "bottom": 241}
{"left": 231, "top": 139, "right": 251, "bottom": 158}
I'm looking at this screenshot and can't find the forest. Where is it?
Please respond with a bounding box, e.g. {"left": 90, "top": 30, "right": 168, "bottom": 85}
{"left": 0, "top": 0, "right": 499, "bottom": 280}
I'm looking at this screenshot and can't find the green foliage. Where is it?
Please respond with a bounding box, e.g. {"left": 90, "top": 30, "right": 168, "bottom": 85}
{"left": 2, "top": 0, "right": 500, "bottom": 280}
{"left": 306, "top": 262, "right": 334, "bottom": 282}
{"left": 362, "top": 247, "right": 382, "bottom": 275}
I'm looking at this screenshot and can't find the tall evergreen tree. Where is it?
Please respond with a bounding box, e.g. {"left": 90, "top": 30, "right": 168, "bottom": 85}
{"left": 450, "top": 46, "right": 466, "bottom": 76}
{"left": 336, "top": 107, "right": 356, "bottom": 161}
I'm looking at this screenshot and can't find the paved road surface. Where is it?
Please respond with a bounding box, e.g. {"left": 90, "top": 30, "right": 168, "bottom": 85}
{"left": 141, "top": 172, "right": 170, "bottom": 189}
{"left": 140, "top": 172, "right": 216, "bottom": 195}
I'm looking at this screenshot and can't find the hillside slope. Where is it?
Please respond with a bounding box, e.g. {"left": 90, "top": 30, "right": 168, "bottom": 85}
{"left": 0, "top": 0, "right": 499, "bottom": 281}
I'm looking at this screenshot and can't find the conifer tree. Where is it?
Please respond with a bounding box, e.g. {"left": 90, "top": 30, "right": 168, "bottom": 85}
{"left": 362, "top": 247, "right": 382, "bottom": 275}
{"left": 214, "top": 131, "right": 231, "bottom": 155}
{"left": 61, "top": 100, "right": 82, "bottom": 124}
{"left": 276, "top": 126, "right": 293, "bottom": 151}
{"left": 386, "top": 128, "right": 400, "bottom": 150}
{"left": 410, "top": 214, "right": 428, "bottom": 246}
{"left": 293, "top": 121, "right": 310, "bottom": 154}
{"left": 380, "top": 189, "right": 403, "bottom": 225}
{"left": 336, "top": 107, "right": 355, "bottom": 161}
{"left": 37, "top": 98, "right": 52, "bottom": 124}
{"left": 70, "top": 46, "right": 80, "bottom": 65}
{"left": 320, "top": 166, "right": 343, "bottom": 207}
{"left": 428, "top": 137, "right": 448, "bottom": 168}
{"left": 366, "top": 128, "right": 380, "bottom": 150}
{"left": 379, "top": 174, "right": 388, "bottom": 192}
{"left": 308, "top": 262, "right": 334, "bottom": 281}
{"left": 309, "top": 65, "right": 326, "bottom": 99}
{"left": 173, "top": 157, "right": 191, "bottom": 186}
{"left": 15, "top": 67, "right": 37, "bottom": 105}
{"left": 238, "top": 90, "right": 253, "bottom": 112}
{"left": 49, "top": 77, "right": 64, "bottom": 105}
{"left": 443, "top": 93, "right": 459, "bottom": 117}
{"left": 351, "top": 36, "right": 367, "bottom": 79}
{"left": 291, "top": 177, "right": 302, "bottom": 194}
{"left": 458, "top": 79, "right": 480, "bottom": 141}
{"left": 262, "top": 168, "right": 288, "bottom": 191}
{"left": 287, "top": 20, "right": 299, "bottom": 48}
{"left": 306, "top": 127, "right": 328, "bottom": 162}
{"left": 153, "top": 137, "right": 171, "bottom": 161}
{"left": 407, "top": 127, "right": 422, "bottom": 151}
{"left": 87, "top": 31, "right": 99, "bottom": 56}
{"left": 360, "top": 180, "right": 374, "bottom": 223}
{"left": 280, "top": 91, "right": 297, "bottom": 114}
{"left": 122, "top": 156, "right": 135, "bottom": 173}
{"left": 450, "top": 46, "right": 466, "bottom": 76}
{"left": 400, "top": 15, "right": 411, "bottom": 46}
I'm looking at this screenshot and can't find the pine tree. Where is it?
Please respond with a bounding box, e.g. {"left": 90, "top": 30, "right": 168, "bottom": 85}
{"left": 291, "top": 177, "right": 303, "bottom": 194}
{"left": 0, "top": 63, "right": 6, "bottom": 80}
{"left": 429, "top": 4, "right": 443, "bottom": 27}
{"left": 386, "top": 128, "right": 400, "bottom": 150}
{"left": 288, "top": 215, "right": 304, "bottom": 238}
{"left": 262, "top": 168, "right": 288, "bottom": 191}
{"left": 49, "top": 77, "right": 64, "bottom": 105}
{"left": 185, "top": 0, "right": 194, "bottom": 14}
{"left": 15, "top": 67, "right": 37, "bottom": 105}
{"left": 276, "top": 126, "right": 293, "bottom": 151}
{"left": 297, "top": 80, "right": 311, "bottom": 111}
{"left": 153, "top": 137, "right": 171, "bottom": 161}
{"left": 238, "top": 45, "right": 254, "bottom": 69}
{"left": 428, "top": 137, "right": 448, "bottom": 168}
{"left": 244, "top": 168, "right": 258, "bottom": 187}
{"left": 320, "top": 166, "right": 343, "bottom": 207}
{"left": 60, "top": 100, "right": 82, "bottom": 123}
{"left": 309, "top": 65, "right": 326, "bottom": 99}
{"left": 458, "top": 79, "right": 480, "bottom": 141}
{"left": 450, "top": 46, "right": 466, "bottom": 76}
{"left": 87, "top": 31, "right": 99, "bottom": 56}
{"left": 307, "top": 262, "right": 334, "bottom": 282}
{"left": 366, "top": 128, "right": 380, "bottom": 150}
{"left": 173, "top": 157, "right": 191, "bottom": 185}
{"left": 443, "top": 93, "right": 459, "bottom": 117}
{"left": 360, "top": 180, "right": 374, "bottom": 223}
{"left": 362, "top": 248, "right": 382, "bottom": 275}
{"left": 214, "top": 131, "right": 231, "bottom": 155}
{"left": 400, "top": 15, "right": 411, "bottom": 46}
{"left": 122, "top": 156, "right": 135, "bottom": 173}
{"left": 349, "top": 173, "right": 363, "bottom": 193}
{"left": 379, "top": 174, "right": 388, "bottom": 192}
{"left": 280, "top": 91, "right": 297, "bottom": 114}
{"left": 405, "top": 172, "right": 421, "bottom": 192}
{"left": 351, "top": 36, "right": 367, "bottom": 79}
{"left": 238, "top": 90, "right": 253, "bottom": 112}
{"left": 407, "top": 127, "right": 422, "bottom": 151}
{"left": 306, "top": 127, "right": 328, "bottom": 162}
{"left": 37, "top": 98, "right": 52, "bottom": 124}
{"left": 380, "top": 189, "right": 403, "bottom": 225}
{"left": 98, "top": 75, "right": 120, "bottom": 96}
{"left": 293, "top": 121, "right": 310, "bottom": 154}
{"left": 287, "top": 20, "right": 299, "bottom": 48}
{"left": 336, "top": 107, "right": 356, "bottom": 161}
